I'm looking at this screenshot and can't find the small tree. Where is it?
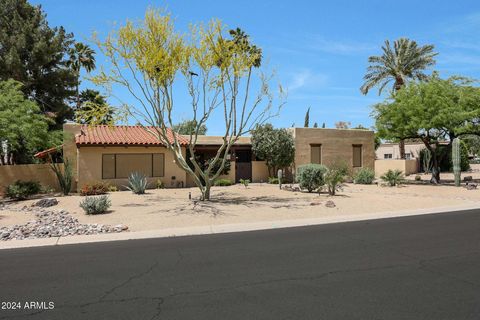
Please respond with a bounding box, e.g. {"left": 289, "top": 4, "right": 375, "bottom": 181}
{"left": 335, "top": 121, "right": 351, "bottom": 129}
{"left": 75, "top": 89, "right": 115, "bottom": 125}
{"left": 251, "top": 124, "right": 295, "bottom": 176}
{"left": 374, "top": 76, "right": 480, "bottom": 184}
{"left": 91, "top": 9, "right": 283, "bottom": 200}
{"left": 304, "top": 107, "right": 310, "bottom": 127}
{"left": 0, "top": 80, "right": 53, "bottom": 164}
{"left": 173, "top": 120, "right": 207, "bottom": 135}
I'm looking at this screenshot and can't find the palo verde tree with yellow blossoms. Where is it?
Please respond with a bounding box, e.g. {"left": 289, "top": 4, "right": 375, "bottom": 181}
{"left": 90, "top": 9, "right": 284, "bottom": 200}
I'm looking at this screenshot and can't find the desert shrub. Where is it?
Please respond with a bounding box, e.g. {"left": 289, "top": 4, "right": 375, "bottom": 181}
{"left": 214, "top": 179, "right": 233, "bottom": 186}
{"left": 268, "top": 177, "right": 280, "bottom": 184}
{"left": 5, "top": 180, "right": 41, "bottom": 200}
{"left": 50, "top": 157, "right": 73, "bottom": 196}
{"left": 156, "top": 179, "right": 165, "bottom": 189}
{"left": 296, "top": 164, "right": 327, "bottom": 192}
{"left": 107, "top": 184, "right": 118, "bottom": 192}
{"left": 380, "top": 169, "right": 405, "bottom": 186}
{"left": 239, "top": 179, "right": 250, "bottom": 188}
{"left": 325, "top": 162, "right": 349, "bottom": 195}
{"left": 353, "top": 168, "right": 375, "bottom": 184}
{"left": 79, "top": 195, "right": 111, "bottom": 214}
{"left": 80, "top": 182, "right": 109, "bottom": 196}
{"left": 126, "top": 172, "right": 148, "bottom": 194}
{"left": 415, "top": 175, "right": 422, "bottom": 181}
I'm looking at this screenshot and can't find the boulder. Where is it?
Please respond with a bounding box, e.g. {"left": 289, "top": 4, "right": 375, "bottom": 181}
{"left": 33, "top": 198, "right": 58, "bottom": 208}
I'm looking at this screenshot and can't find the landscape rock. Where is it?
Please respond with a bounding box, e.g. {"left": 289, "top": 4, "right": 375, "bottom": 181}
{"left": 33, "top": 198, "right": 58, "bottom": 208}
{"left": 465, "top": 182, "right": 477, "bottom": 190}
{"left": 325, "top": 200, "right": 336, "bottom": 208}
{"left": 0, "top": 208, "right": 129, "bottom": 241}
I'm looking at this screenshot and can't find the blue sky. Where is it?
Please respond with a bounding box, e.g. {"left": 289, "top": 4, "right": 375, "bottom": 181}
{"left": 33, "top": 0, "right": 480, "bottom": 134}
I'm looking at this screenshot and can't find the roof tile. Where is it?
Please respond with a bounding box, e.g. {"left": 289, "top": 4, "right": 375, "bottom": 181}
{"left": 75, "top": 125, "right": 188, "bottom": 146}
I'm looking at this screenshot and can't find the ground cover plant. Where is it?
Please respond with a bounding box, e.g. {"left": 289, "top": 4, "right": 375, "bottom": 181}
{"left": 80, "top": 195, "right": 111, "bottom": 214}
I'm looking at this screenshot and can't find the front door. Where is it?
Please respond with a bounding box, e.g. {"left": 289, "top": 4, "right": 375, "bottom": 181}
{"left": 235, "top": 150, "right": 252, "bottom": 182}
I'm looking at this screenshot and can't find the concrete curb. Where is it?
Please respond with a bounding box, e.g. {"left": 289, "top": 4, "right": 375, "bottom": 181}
{"left": 1, "top": 203, "right": 479, "bottom": 250}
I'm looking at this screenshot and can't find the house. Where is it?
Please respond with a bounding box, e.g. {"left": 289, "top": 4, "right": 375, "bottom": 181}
{"left": 376, "top": 142, "right": 427, "bottom": 160}
{"left": 52, "top": 124, "right": 375, "bottom": 192}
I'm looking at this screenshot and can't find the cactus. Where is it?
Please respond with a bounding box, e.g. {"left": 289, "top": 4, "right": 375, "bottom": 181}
{"left": 420, "top": 148, "right": 431, "bottom": 173}
{"left": 452, "top": 138, "right": 461, "bottom": 187}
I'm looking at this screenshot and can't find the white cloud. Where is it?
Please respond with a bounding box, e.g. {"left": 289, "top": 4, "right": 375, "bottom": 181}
{"left": 287, "top": 69, "right": 328, "bottom": 92}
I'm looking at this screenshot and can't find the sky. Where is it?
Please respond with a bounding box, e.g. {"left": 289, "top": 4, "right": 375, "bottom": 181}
{"left": 32, "top": 0, "right": 480, "bottom": 135}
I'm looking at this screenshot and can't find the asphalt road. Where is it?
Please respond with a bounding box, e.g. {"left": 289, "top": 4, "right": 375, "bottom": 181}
{"left": 1, "top": 209, "right": 480, "bottom": 320}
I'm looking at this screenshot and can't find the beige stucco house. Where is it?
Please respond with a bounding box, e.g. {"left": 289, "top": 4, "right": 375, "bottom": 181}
{"left": 60, "top": 124, "right": 375, "bottom": 192}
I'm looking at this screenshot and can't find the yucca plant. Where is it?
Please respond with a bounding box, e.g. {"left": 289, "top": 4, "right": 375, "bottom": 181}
{"left": 126, "top": 172, "right": 148, "bottom": 194}
{"left": 380, "top": 169, "right": 405, "bottom": 186}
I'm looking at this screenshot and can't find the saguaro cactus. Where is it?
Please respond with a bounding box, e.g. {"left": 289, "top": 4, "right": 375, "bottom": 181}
{"left": 452, "top": 138, "right": 461, "bottom": 187}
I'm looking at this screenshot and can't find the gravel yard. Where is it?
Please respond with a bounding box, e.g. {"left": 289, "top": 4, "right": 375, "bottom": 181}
{"left": 1, "top": 180, "right": 479, "bottom": 241}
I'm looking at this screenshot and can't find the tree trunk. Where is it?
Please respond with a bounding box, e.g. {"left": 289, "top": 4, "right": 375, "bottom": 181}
{"left": 399, "top": 139, "right": 406, "bottom": 159}
{"left": 201, "top": 184, "right": 211, "bottom": 201}
{"left": 430, "top": 152, "right": 440, "bottom": 184}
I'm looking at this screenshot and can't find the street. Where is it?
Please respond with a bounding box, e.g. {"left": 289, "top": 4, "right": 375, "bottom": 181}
{"left": 1, "top": 209, "right": 480, "bottom": 319}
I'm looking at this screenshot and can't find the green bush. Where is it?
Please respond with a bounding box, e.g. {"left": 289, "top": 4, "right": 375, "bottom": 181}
{"left": 156, "top": 179, "right": 164, "bottom": 189}
{"left": 214, "top": 179, "right": 233, "bottom": 186}
{"left": 268, "top": 177, "right": 280, "bottom": 184}
{"left": 296, "top": 164, "right": 327, "bottom": 192}
{"left": 126, "top": 172, "right": 148, "bottom": 194}
{"left": 415, "top": 175, "right": 422, "bottom": 181}
{"left": 107, "top": 185, "right": 118, "bottom": 192}
{"left": 325, "top": 162, "right": 349, "bottom": 195}
{"left": 5, "top": 180, "right": 41, "bottom": 200}
{"left": 79, "top": 195, "right": 111, "bottom": 214}
{"left": 353, "top": 168, "right": 375, "bottom": 184}
{"left": 239, "top": 179, "right": 250, "bottom": 188}
{"left": 80, "top": 182, "right": 109, "bottom": 196}
{"left": 380, "top": 169, "right": 405, "bottom": 186}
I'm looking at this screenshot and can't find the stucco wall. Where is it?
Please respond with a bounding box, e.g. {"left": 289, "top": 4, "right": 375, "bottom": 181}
{"left": 290, "top": 128, "right": 375, "bottom": 173}
{"left": 376, "top": 143, "right": 426, "bottom": 160}
{"left": 77, "top": 146, "right": 187, "bottom": 191}
{"left": 218, "top": 161, "right": 236, "bottom": 183}
{"left": 375, "top": 159, "right": 418, "bottom": 177}
{"left": 0, "top": 164, "right": 62, "bottom": 193}
{"left": 252, "top": 161, "right": 269, "bottom": 182}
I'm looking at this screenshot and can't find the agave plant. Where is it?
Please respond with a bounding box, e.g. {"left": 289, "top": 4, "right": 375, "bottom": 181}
{"left": 126, "top": 172, "right": 148, "bottom": 194}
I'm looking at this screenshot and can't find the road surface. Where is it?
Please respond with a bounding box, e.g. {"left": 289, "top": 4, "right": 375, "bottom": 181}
{"left": 1, "top": 209, "right": 480, "bottom": 319}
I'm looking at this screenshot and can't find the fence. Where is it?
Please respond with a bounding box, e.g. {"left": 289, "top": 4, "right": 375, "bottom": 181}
{"left": 375, "top": 159, "right": 418, "bottom": 177}
{"left": 0, "top": 164, "right": 63, "bottom": 193}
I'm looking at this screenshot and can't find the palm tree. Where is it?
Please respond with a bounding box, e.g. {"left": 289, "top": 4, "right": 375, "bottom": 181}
{"left": 67, "top": 42, "right": 96, "bottom": 109}
{"left": 361, "top": 38, "right": 437, "bottom": 158}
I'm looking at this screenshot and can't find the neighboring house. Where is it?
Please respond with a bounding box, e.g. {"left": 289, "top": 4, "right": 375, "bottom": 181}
{"left": 39, "top": 124, "right": 375, "bottom": 192}
{"left": 376, "top": 142, "right": 427, "bottom": 160}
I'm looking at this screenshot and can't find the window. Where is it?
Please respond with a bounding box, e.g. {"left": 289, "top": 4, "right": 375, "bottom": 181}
{"left": 102, "top": 154, "right": 116, "bottom": 179}
{"left": 353, "top": 145, "right": 362, "bottom": 167}
{"left": 384, "top": 153, "right": 393, "bottom": 159}
{"left": 310, "top": 144, "right": 322, "bottom": 164}
{"left": 405, "top": 154, "right": 411, "bottom": 160}
{"left": 102, "top": 153, "right": 165, "bottom": 179}
{"left": 152, "top": 154, "right": 165, "bottom": 177}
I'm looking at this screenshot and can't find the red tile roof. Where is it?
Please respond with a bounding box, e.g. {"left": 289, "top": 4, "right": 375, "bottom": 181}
{"left": 75, "top": 125, "right": 189, "bottom": 146}
{"left": 33, "top": 145, "right": 63, "bottom": 159}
